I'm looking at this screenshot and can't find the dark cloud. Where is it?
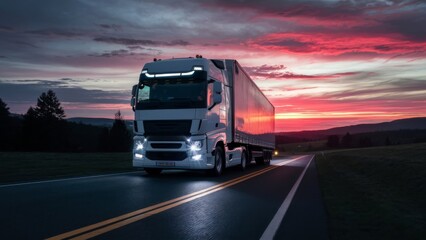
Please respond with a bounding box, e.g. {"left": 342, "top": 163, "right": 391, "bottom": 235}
{"left": 323, "top": 78, "right": 426, "bottom": 101}
{"left": 14, "top": 41, "right": 38, "bottom": 48}
{"left": 88, "top": 49, "right": 149, "bottom": 58}
{"left": 0, "top": 25, "right": 14, "bottom": 32}
{"left": 98, "top": 24, "right": 122, "bottom": 31}
{"left": 208, "top": 0, "right": 426, "bottom": 41}
{"left": 0, "top": 80, "right": 129, "bottom": 106}
{"left": 244, "top": 64, "right": 286, "bottom": 77}
{"left": 93, "top": 37, "right": 191, "bottom": 47}
{"left": 260, "top": 38, "right": 314, "bottom": 52}
{"left": 381, "top": 12, "right": 426, "bottom": 42}
{"left": 26, "top": 29, "right": 82, "bottom": 38}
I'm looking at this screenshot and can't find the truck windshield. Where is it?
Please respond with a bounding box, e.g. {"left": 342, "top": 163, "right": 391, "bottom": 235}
{"left": 136, "top": 79, "right": 206, "bottom": 110}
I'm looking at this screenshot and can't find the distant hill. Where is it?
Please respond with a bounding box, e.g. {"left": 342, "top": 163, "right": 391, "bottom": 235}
{"left": 67, "top": 117, "right": 133, "bottom": 128}
{"left": 277, "top": 117, "right": 426, "bottom": 143}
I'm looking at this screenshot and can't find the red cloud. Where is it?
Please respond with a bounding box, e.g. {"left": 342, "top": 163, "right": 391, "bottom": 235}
{"left": 245, "top": 64, "right": 360, "bottom": 80}
{"left": 268, "top": 91, "right": 426, "bottom": 131}
{"left": 248, "top": 32, "right": 426, "bottom": 56}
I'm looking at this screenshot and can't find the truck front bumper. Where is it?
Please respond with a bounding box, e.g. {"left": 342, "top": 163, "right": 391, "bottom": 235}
{"left": 132, "top": 136, "right": 214, "bottom": 170}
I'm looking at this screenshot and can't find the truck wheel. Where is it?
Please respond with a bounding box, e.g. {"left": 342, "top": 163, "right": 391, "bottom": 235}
{"left": 240, "top": 150, "right": 247, "bottom": 171}
{"left": 209, "top": 146, "right": 224, "bottom": 176}
{"left": 265, "top": 152, "right": 271, "bottom": 165}
{"left": 145, "top": 168, "right": 162, "bottom": 175}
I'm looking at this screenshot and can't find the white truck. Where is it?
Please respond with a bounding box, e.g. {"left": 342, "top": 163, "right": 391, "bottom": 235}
{"left": 130, "top": 57, "right": 275, "bottom": 175}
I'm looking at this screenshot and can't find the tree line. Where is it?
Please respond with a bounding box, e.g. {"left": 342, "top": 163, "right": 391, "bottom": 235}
{"left": 326, "top": 130, "right": 426, "bottom": 149}
{"left": 0, "top": 90, "right": 132, "bottom": 152}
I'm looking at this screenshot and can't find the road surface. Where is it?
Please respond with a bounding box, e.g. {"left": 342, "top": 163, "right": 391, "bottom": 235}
{"left": 0, "top": 155, "right": 328, "bottom": 239}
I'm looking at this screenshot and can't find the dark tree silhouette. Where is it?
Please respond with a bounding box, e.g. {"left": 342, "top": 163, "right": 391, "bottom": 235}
{"left": 341, "top": 132, "right": 353, "bottom": 148}
{"left": 327, "top": 135, "right": 340, "bottom": 148}
{"left": 385, "top": 136, "right": 392, "bottom": 146}
{"left": 98, "top": 127, "right": 110, "bottom": 151}
{"left": 0, "top": 98, "right": 15, "bottom": 150}
{"left": 32, "top": 90, "right": 65, "bottom": 121}
{"left": 358, "top": 136, "right": 372, "bottom": 148}
{"left": 0, "top": 98, "right": 10, "bottom": 120}
{"left": 23, "top": 90, "right": 68, "bottom": 151}
{"left": 108, "top": 111, "right": 131, "bottom": 152}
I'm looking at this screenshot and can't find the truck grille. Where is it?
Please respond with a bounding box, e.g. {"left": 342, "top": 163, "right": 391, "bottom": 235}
{"left": 146, "top": 151, "right": 187, "bottom": 161}
{"left": 151, "top": 143, "right": 182, "bottom": 149}
{"left": 144, "top": 120, "right": 191, "bottom": 136}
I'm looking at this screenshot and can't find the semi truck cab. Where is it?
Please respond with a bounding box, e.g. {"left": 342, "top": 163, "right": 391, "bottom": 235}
{"left": 131, "top": 57, "right": 274, "bottom": 176}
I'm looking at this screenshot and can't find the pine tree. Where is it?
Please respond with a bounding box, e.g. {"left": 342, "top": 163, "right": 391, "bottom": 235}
{"left": 0, "top": 98, "right": 10, "bottom": 120}
{"left": 0, "top": 98, "right": 13, "bottom": 150}
{"left": 23, "top": 90, "right": 68, "bottom": 151}
{"left": 33, "top": 90, "right": 65, "bottom": 121}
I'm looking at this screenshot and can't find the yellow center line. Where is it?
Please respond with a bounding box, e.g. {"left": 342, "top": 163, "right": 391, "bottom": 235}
{"left": 47, "top": 157, "right": 304, "bottom": 240}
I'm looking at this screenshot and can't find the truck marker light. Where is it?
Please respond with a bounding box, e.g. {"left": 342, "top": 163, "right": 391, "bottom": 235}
{"left": 145, "top": 73, "right": 155, "bottom": 78}
{"left": 141, "top": 70, "right": 147, "bottom": 74}
{"left": 144, "top": 70, "right": 197, "bottom": 78}
{"left": 135, "top": 153, "right": 143, "bottom": 159}
{"left": 156, "top": 73, "right": 181, "bottom": 77}
{"left": 192, "top": 154, "right": 202, "bottom": 160}
{"left": 193, "top": 66, "right": 203, "bottom": 71}
{"left": 181, "top": 71, "right": 195, "bottom": 76}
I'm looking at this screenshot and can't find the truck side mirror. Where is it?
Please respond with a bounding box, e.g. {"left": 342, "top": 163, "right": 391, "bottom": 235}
{"left": 209, "top": 81, "right": 223, "bottom": 110}
{"left": 213, "top": 94, "right": 222, "bottom": 104}
{"left": 132, "top": 84, "right": 138, "bottom": 97}
{"left": 213, "top": 81, "right": 222, "bottom": 94}
{"left": 130, "top": 97, "right": 136, "bottom": 111}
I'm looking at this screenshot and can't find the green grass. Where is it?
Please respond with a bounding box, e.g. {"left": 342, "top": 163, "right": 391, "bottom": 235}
{"left": 316, "top": 143, "right": 426, "bottom": 240}
{"left": 0, "top": 152, "right": 134, "bottom": 184}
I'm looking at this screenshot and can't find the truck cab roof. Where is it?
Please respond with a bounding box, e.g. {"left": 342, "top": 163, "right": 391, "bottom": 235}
{"left": 143, "top": 58, "right": 215, "bottom": 74}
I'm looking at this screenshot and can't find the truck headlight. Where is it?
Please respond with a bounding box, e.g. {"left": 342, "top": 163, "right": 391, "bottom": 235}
{"left": 189, "top": 140, "right": 203, "bottom": 152}
{"left": 134, "top": 139, "right": 146, "bottom": 159}
{"left": 135, "top": 141, "right": 144, "bottom": 151}
{"left": 134, "top": 138, "right": 146, "bottom": 152}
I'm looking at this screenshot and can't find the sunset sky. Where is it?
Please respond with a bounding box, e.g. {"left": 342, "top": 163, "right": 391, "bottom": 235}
{"left": 1, "top": 0, "right": 425, "bottom": 132}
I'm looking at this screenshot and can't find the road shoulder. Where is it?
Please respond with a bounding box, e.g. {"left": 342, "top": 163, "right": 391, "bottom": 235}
{"left": 275, "top": 156, "right": 329, "bottom": 240}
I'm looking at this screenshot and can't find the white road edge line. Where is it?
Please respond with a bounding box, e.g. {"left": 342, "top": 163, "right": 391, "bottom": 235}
{"left": 0, "top": 171, "right": 143, "bottom": 188}
{"left": 260, "top": 155, "right": 315, "bottom": 240}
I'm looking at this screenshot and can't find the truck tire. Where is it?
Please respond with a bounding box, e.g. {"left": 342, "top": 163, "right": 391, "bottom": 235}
{"left": 145, "top": 168, "right": 162, "bottom": 175}
{"left": 265, "top": 151, "right": 271, "bottom": 165}
{"left": 209, "top": 146, "right": 224, "bottom": 176}
{"left": 240, "top": 150, "right": 247, "bottom": 171}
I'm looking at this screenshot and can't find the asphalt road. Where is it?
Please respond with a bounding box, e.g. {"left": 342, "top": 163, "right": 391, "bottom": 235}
{"left": 0, "top": 155, "right": 328, "bottom": 240}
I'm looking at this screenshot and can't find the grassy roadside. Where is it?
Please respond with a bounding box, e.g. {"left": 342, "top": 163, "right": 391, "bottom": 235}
{"left": 316, "top": 143, "right": 426, "bottom": 240}
{"left": 0, "top": 152, "right": 134, "bottom": 184}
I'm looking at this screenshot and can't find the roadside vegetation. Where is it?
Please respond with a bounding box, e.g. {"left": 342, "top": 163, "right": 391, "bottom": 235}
{"left": 0, "top": 92, "right": 132, "bottom": 153}
{"left": 277, "top": 130, "right": 426, "bottom": 154}
{"left": 0, "top": 91, "right": 135, "bottom": 184}
{"left": 0, "top": 152, "right": 133, "bottom": 184}
{"left": 316, "top": 142, "right": 426, "bottom": 240}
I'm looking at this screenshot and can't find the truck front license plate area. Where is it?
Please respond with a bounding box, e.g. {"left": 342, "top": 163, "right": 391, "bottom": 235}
{"left": 156, "top": 161, "right": 175, "bottom": 167}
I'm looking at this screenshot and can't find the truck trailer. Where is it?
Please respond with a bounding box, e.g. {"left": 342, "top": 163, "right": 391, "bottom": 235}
{"left": 130, "top": 57, "right": 275, "bottom": 175}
